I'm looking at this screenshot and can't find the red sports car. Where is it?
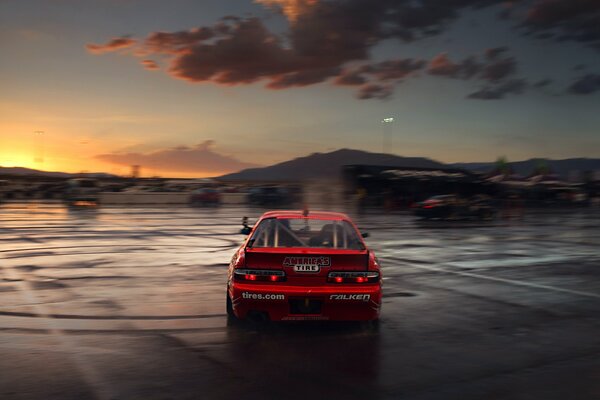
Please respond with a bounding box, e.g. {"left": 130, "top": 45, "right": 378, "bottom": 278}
{"left": 227, "top": 210, "right": 382, "bottom": 322}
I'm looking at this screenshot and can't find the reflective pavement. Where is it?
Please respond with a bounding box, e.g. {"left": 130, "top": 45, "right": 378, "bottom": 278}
{"left": 0, "top": 202, "right": 599, "bottom": 399}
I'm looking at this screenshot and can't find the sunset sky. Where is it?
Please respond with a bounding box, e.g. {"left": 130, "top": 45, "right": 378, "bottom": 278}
{"left": 1, "top": 0, "right": 599, "bottom": 177}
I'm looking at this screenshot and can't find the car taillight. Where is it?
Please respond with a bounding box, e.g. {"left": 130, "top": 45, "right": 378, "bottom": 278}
{"left": 234, "top": 269, "right": 286, "bottom": 282}
{"left": 327, "top": 271, "right": 379, "bottom": 284}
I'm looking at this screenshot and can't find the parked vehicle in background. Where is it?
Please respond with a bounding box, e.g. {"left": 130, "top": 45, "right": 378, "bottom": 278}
{"left": 0, "top": 180, "right": 37, "bottom": 200}
{"left": 36, "top": 182, "right": 66, "bottom": 199}
{"left": 64, "top": 178, "right": 100, "bottom": 206}
{"left": 190, "top": 188, "right": 221, "bottom": 205}
{"left": 247, "top": 185, "right": 301, "bottom": 206}
{"left": 413, "top": 194, "right": 496, "bottom": 220}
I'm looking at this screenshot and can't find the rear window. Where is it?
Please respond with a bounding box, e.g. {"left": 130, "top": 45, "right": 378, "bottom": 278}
{"left": 250, "top": 218, "right": 364, "bottom": 249}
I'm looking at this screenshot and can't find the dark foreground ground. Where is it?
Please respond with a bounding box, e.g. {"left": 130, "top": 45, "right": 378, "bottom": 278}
{"left": 0, "top": 202, "right": 599, "bottom": 400}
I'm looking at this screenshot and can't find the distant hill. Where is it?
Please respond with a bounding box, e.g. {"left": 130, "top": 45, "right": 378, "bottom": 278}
{"left": 219, "top": 149, "right": 446, "bottom": 181}
{"left": 450, "top": 158, "right": 600, "bottom": 178}
{"left": 0, "top": 166, "right": 117, "bottom": 179}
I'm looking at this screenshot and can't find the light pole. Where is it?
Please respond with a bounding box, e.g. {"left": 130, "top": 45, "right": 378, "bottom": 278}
{"left": 381, "top": 117, "right": 394, "bottom": 154}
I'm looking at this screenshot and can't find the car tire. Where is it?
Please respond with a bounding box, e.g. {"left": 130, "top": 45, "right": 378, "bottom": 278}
{"left": 226, "top": 293, "right": 235, "bottom": 317}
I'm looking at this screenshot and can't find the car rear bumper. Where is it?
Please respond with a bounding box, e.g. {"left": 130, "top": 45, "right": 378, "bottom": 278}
{"left": 229, "top": 282, "right": 382, "bottom": 321}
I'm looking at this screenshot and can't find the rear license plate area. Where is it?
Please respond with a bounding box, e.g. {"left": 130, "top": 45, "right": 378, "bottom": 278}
{"left": 289, "top": 298, "right": 322, "bottom": 315}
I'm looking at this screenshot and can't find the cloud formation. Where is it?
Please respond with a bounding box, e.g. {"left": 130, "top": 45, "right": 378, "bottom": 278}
{"left": 141, "top": 60, "right": 159, "bottom": 70}
{"left": 468, "top": 79, "right": 527, "bottom": 100}
{"left": 426, "top": 50, "right": 524, "bottom": 99}
{"left": 428, "top": 53, "right": 481, "bottom": 79}
{"left": 87, "top": 1, "right": 510, "bottom": 100}
{"left": 168, "top": 19, "right": 297, "bottom": 85}
{"left": 335, "top": 58, "right": 425, "bottom": 98}
{"left": 96, "top": 141, "right": 259, "bottom": 174}
{"left": 256, "top": 0, "right": 319, "bottom": 22}
{"left": 357, "top": 84, "right": 394, "bottom": 100}
{"left": 86, "top": 0, "right": 598, "bottom": 100}
{"left": 568, "top": 74, "right": 600, "bottom": 94}
{"left": 86, "top": 36, "right": 136, "bottom": 54}
{"left": 521, "top": 0, "right": 600, "bottom": 51}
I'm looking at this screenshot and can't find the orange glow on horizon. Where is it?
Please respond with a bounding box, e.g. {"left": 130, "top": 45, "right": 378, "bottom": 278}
{"left": 0, "top": 153, "right": 39, "bottom": 169}
{"left": 0, "top": 149, "right": 230, "bottom": 178}
{"left": 0, "top": 101, "right": 245, "bottom": 178}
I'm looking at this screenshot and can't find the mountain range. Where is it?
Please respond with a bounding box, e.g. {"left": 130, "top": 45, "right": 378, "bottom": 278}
{"left": 450, "top": 158, "right": 600, "bottom": 178}
{"left": 2, "top": 150, "right": 599, "bottom": 181}
{"left": 220, "top": 149, "right": 446, "bottom": 181}
{"left": 0, "top": 166, "right": 116, "bottom": 179}
{"left": 221, "top": 149, "right": 600, "bottom": 181}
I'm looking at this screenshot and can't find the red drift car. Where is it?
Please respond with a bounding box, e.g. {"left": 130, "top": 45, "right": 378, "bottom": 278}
{"left": 227, "top": 210, "right": 382, "bottom": 322}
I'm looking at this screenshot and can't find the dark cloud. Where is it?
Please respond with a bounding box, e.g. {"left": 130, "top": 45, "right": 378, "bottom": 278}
{"left": 88, "top": 10, "right": 430, "bottom": 99}
{"left": 267, "top": 67, "right": 341, "bottom": 89}
{"left": 86, "top": 36, "right": 136, "bottom": 54}
{"left": 257, "top": 1, "right": 319, "bottom": 23}
{"left": 336, "top": 57, "right": 424, "bottom": 83}
{"left": 382, "top": 0, "right": 504, "bottom": 41}
{"left": 428, "top": 53, "right": 482, "bottom": 79}
{"left": 521, "top": 0, "right": 600, "bottom": 50}
{"left": 357, "top": 84, "right": 393, "bottom": 100}
{"left": 568, "top": 74, "right": 600, "bottom": 94}
{"left": 481, "top": 57, "right": 516, "bottom": 82}
{"left": 167, "top": 18, "right": 296, "bottom": 85}
{"left": 365, "top": 58, "right": 427, "bottom": 81}
{"left": 144, "top": 27, "right": 214, "bottom": 54}
{"left": 427, "top": 50, "right": 524, "bottom": 99}
{"left": 428, "top": 51, "right": 517, "bottom": 83}
{"left": 467, "top": 79, "right": 527, "bottom": 99}
{"left": 88, "top": 0, "right": 510, "bottom": 99}
{"left": 334, "top": 58, "right": 425, "bottom": 98}
{"left": 334, "top": 69, "right": 368, "bottom": 86}
{"left": 96, "top": 140, "right": 259, "bottom": 174}
{"left": 87, "top": 0, "right": 596, "bottom": 100}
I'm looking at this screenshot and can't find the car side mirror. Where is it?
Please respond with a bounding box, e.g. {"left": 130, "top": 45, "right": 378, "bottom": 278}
{"left": 362, "top": 232, "right": 370, "bottom": 238}
{"left": 240, "top": 216, "right": 251, "bottom": 235}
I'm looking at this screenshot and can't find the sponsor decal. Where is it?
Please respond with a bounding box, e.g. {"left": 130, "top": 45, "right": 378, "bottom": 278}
{"left": 242, "top": 292, "right": 284, "bottom": 300}
{"left": 283, "top": 256, "right": 330, "bottom": 273}
{"left": 329, "top": 294, "right": 371, "bottom": 302}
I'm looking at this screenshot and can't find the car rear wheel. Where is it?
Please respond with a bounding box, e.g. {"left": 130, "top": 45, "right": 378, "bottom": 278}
{"left": 226, "top": 292, "right": 235, "bottom": 317}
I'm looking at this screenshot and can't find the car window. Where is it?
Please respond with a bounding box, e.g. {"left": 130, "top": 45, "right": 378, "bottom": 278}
{"left": 250, "top": 218, "right": 364, "bottom": 249}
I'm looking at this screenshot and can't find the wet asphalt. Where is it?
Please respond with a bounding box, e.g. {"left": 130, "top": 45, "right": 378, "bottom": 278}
{"left": 0, "top": 202, "right": 599, "bottom": 400}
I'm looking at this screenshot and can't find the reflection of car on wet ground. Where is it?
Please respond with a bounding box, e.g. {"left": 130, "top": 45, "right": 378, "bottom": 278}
{"left": 190, "top": 188, "right": 221, "bottom": 205}
{"left": 413, "top": 194, "right": 496, "bottom": 220}
{"left": 64, "top": 178, "right": 100, "bottom": 206}
{"left": 227, "top": 210, "right": 382, "bottom": 323}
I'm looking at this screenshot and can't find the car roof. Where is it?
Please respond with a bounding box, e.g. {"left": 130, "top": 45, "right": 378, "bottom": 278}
{"left": 260, "top": 210, "right": 352, "bottom": 221}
